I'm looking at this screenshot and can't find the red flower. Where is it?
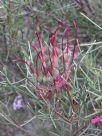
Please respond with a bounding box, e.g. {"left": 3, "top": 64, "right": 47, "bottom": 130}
{"left": 12, "top": 17, "right": 78, "bottom": 102}
{"left": 32, "top": 17, "right": 47, "bottom": 77}
{"left": 44, "top": 25, "right": 61, "bottom": 75}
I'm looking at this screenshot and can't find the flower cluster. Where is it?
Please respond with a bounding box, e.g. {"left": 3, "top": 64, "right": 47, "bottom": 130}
{"left": 12, "top": 17, "right": 78, "bottom": 100}
{"left": 31, "top": 17, "right": 78, "bottom": 99}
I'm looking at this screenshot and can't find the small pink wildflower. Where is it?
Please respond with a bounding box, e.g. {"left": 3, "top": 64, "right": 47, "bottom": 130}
{"left": 13, "top": 95, "right": 24, "bottom": 111}
{"left": 91, "top": 117, "right": 102, "bottom": 124}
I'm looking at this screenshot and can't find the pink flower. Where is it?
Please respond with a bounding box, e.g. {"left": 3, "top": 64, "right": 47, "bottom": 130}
{"left": 13, "top": 95, "right": 24, "bottom": 111}
{"left": 91, "top": 117, "right": 102, "bottom": 124}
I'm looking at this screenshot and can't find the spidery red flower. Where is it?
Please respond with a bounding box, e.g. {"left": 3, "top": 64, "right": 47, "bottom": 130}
{"left": 12, "top": 17, "right": 78, "bottom": 104}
